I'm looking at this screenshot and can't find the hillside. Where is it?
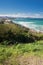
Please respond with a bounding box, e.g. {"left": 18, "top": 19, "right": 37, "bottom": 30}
{"left": 0, "top": 21, "right": 43, "bottom": 65}
{"left": 0, "top": 22, "right": 43, "bottom": 45}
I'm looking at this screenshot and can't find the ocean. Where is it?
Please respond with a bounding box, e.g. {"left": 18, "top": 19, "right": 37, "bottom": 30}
{"left": 12, "top": 18, "right": 43, "bottom": 32}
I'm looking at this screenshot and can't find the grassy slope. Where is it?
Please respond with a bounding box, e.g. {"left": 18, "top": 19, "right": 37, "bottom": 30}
{"left": 0, "top": 24, "right": 43, "bottom": 65}
{"left": 0, "top": 24, "right": 43, "bottom": 44}
{"left": 0, "top": 40, "right": 43, "bottom": 65}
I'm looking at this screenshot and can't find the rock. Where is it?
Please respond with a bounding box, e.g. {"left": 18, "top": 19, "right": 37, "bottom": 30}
{"left": 0, "top": 19, "right": 13, "bottom": 24}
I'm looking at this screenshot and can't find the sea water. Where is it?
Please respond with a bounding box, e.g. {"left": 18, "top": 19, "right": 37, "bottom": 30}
{"left": 12, "top": 18, "right": 43, "bottom": 32}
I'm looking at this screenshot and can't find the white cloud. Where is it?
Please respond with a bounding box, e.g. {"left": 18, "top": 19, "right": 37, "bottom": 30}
{"left": 0, "top": 13, "right": 43, "bottom": 18}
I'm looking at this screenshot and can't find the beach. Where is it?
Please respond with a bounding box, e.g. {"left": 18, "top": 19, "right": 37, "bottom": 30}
{"left": 12, "top": 18, "right": 43, "bottom": 33}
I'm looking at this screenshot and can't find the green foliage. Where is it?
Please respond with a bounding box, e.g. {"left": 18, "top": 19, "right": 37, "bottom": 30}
{"left": 0, "top": 24, "right": 43, "bottom": 65}
{"left": 0, "top": 24, "right": 43, "bottom": 45}
{"left": 0, "top": 40, "right": 43, "bottom": 65}
{"left": 0, "top": 24, "right": 35, "bottom": 44}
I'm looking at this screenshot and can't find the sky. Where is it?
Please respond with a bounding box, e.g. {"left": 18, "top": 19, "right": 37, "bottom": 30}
{"left": 0, "top": 0, "right": 43, "bottom": 18}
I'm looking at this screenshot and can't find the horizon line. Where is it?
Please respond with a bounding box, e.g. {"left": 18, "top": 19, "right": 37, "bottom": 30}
{"left": 0, "top": 13, "right": 43, "bottom": 18}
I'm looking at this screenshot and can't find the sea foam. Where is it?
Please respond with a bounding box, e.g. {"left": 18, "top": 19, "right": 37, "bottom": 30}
{"left": 13, "top": 19, "right": 43, "bottom": 32}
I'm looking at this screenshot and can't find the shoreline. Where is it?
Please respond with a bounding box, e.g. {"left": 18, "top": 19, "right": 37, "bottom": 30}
{"left": 12, "top": 20, "right": 43, "bottom": 33}
{"left": 13, "top": 21, "right": 43, "bottom": 33}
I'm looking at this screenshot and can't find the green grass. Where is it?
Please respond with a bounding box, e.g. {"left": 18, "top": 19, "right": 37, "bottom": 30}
{"left": 0, "top": 40, "right": 43, "bottom": 65}
{"left": 0, "top": 24, "right": 43, "bottom": 65}
{"left": 0, "top": 24, "right": 43, "bottom": 44}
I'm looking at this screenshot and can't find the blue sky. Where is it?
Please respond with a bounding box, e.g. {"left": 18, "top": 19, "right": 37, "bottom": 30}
{"left": 0, "top": 0, "right": 43, "bottom": 17}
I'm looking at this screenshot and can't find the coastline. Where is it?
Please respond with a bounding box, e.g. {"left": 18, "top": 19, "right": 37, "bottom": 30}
{"left": 13, "top": 21, "right": 43, "bottom": 33}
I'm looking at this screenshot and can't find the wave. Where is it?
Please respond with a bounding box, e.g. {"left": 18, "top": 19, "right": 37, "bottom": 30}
{"left": 13, "top": 21, "right": 43, "bottom": 32}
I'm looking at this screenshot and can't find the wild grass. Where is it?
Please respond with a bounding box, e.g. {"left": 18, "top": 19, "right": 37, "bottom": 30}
{"left": 0, "top": 40, "right": 43, "bottom": 65}
{"left": 0, "top": 24, "right": 43, "bottom": 44}
{"left": 0, "top": 24, "right": 43, "bottom": 65}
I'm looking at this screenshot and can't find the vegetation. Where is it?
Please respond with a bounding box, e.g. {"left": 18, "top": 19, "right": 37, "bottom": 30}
{"left": 0, "top": 40, "right": 43, "bottom": 65}
{"left": 0, "top": 24, "right": 43, "bottom": 65}
{"left": 0, "top": 24, "right": 43, "bottom": 44}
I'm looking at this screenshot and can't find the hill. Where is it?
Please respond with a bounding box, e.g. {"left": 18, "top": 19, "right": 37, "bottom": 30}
{"left": 0, "top": 22, "right": 43, "bottom": 45}
{"left": 0, "top": 20, "right": 43, "bottom": 65}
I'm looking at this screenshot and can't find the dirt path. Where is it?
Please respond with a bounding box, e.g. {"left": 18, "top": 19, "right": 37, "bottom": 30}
{"left": 18, "top": 56, "right": 43, "bottom": 65}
